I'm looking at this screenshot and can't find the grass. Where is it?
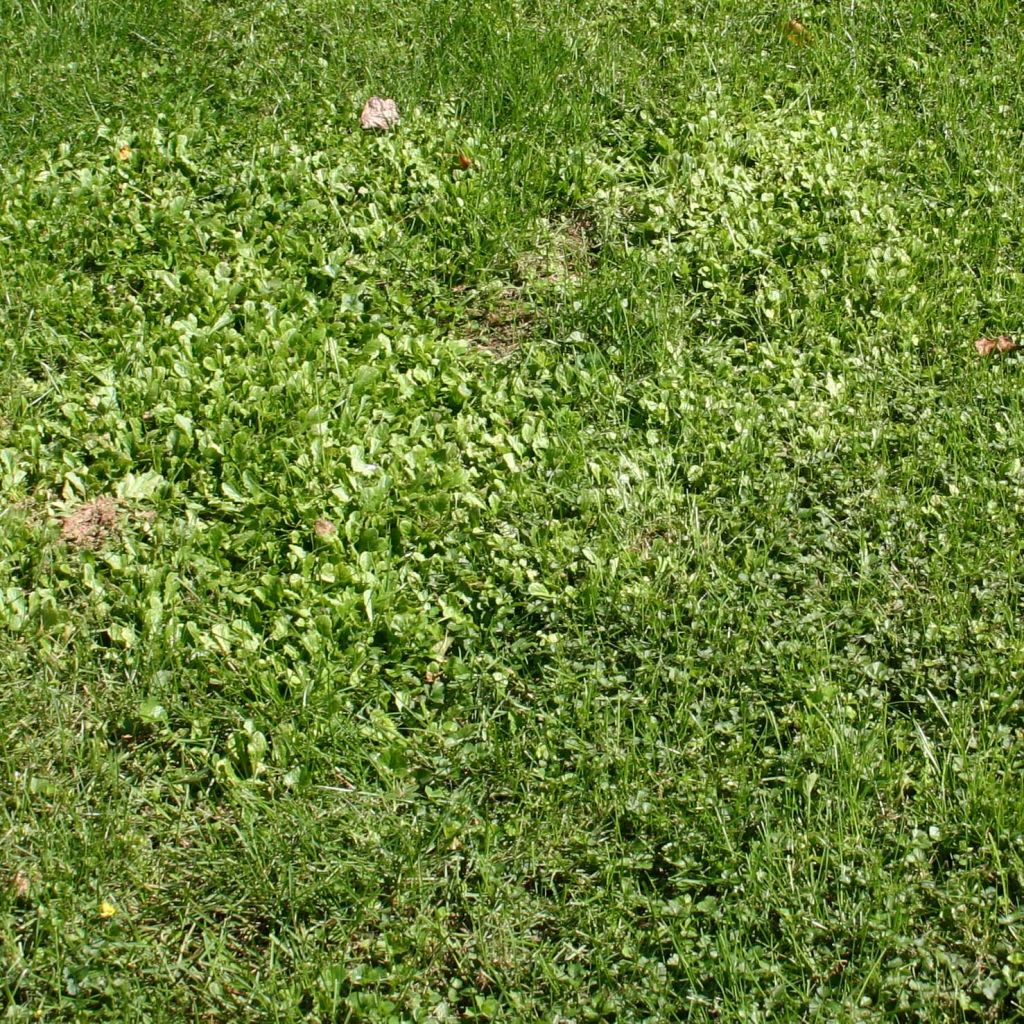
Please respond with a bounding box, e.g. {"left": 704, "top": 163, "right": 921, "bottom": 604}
{"left": 2, "top": 0, "right": 1024, "bottom": 1019}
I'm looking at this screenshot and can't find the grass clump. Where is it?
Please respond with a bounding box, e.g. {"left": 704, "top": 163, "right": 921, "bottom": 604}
{"left": 2, "top": 1, "right": 1024, "bottom": 1020}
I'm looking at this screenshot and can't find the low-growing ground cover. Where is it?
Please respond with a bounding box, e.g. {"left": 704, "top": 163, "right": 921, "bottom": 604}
{"left": 2, "top": 1, "right": 1024, "bottom": 1020}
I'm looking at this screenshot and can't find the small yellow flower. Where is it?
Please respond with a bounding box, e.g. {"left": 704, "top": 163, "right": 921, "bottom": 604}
{"left": 99, "top": 900, "right": 118, "bottom": 919}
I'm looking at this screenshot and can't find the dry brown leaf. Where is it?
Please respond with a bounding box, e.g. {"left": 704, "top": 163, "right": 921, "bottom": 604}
{"left": 785, "top": 19, "right": 808, "bottom": 44}
{"left": 60, "top": 497, "right": 119, "bottom": 549}
{"left": 456, "top": 153, "right": 473, "bottom": 170}
{"left": 975, "top": 335, "right": 1017, "bottom": 356}
{"left": 313, "top": 518, "right": 337, "bottom": 539}
{"left": 359, "top": 97, "right": 400, "bottom": 131}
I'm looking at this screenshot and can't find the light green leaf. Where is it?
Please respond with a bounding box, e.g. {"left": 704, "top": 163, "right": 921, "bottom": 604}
{"left": 117, "top": 470, "right": 166, "bottom": 500}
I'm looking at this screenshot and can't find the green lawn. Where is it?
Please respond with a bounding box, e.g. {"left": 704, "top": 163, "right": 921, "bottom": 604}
{"left": 2, "top": 1, "right": 1024, "bottom": 1020}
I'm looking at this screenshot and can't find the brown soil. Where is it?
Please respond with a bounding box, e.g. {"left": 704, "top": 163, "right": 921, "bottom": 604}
{"left": 468, "top": 287, "right": 535, "bottom": 358}
{"left": 60, "top": 497, "right": 119, "bottom": 549}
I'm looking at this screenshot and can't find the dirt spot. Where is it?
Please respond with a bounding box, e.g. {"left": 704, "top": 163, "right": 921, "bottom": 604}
{"left": 466, "top": 287, "right": 536, "bottom": 358}
{"left": 60, "top": 497, "right": 119, "bottom": 549}
{"left": 634, "top": 525, "right": 681, "bottom": 558}
{"left": 562, "top": 210, "right": 599, "bottom": 257}
{"left": 553, "top": 211, "right": 600, "bottom": 283}
{"left": 517, "top": 211, "right": 600, "bottom": 287}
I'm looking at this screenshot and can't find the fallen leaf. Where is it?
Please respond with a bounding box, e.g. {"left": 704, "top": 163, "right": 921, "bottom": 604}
{"left": 313, "top": 518, "right": 337, "bottom": 539}
{"left": 360, "top": 97, "right": 400, "bottom": 131}
{"left": 975, "top": 335, "right": 1017, "bottom": 356}
{"left": 99, "top": 900, "right": 118, "bottom": 919}
{"left": 785, "top": 19, "right": 808, "bottom": 44}
{"left": 456, "top": 153, "right": 473, "bottom": 170}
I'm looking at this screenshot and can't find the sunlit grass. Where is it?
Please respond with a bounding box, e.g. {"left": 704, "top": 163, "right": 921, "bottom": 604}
{"left": 2, "top": 1, "right": 1024, "bottom": 1020}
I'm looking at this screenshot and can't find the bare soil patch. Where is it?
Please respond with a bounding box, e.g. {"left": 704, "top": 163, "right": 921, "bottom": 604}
{"left": 60, "top": 497, "right": 119, "bottom": 549}
{"left": 466, "top": 287, "right": 535, "bottom": 358}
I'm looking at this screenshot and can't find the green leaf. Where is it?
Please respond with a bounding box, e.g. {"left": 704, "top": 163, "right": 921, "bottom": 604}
{"left": 117, "top": 470, "right": 167, "bottom": 500}
{"left": 138, "top": 698, "right": 168, "bottom": 724}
